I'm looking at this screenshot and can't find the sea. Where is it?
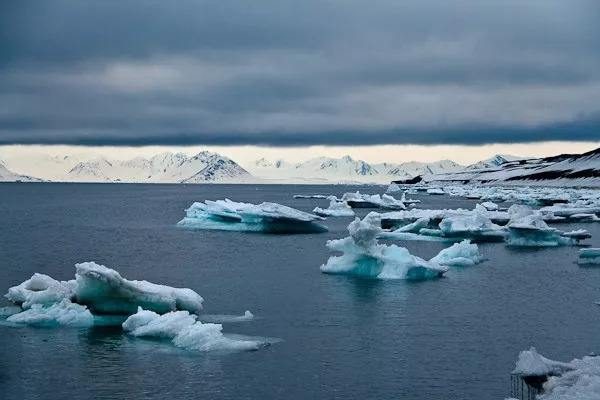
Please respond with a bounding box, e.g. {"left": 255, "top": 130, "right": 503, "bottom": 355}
{"left": 1, "top": 183, "right": 599, "bottom": 399}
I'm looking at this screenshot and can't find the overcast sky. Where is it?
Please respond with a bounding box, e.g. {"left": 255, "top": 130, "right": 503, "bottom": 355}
{"left": 1, "top": 0, "right": 599, "bottom": 148}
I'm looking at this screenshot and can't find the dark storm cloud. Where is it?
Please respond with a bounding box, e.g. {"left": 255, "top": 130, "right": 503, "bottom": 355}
{"left": 1, "top": 0, "right": 599, "bottom": 146}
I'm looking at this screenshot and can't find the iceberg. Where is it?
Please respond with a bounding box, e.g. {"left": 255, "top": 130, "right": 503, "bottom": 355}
{"left": 5, "top": 273, "right": 76, "bottom": 309}
{"left": 578, "top": 248, "right": 600, "bottom": 265}
{"left": 340, "top": 192, "right": 406, "bottom": 210}
{"left": 74, "top": 262, "right": 204, "bottom": 315}
{"left": 430, "top": 240, "right": 482, "bottom": 267}
{"left": 313, "top": 197, "right": 355, "bottom": 217}
{"left": 480, "top": 201, "right": 499, "bottom": 211}
{"left": 506, "top": 214, "right": 589, "bottom": 247}
{"left": 178, "top": 199, "right": 327, "bottom": 233}
{"left": 513, "top": 347, "right": 573, "bottom": 377}
{"left": 438, "top": 212, "right": 507, "bottom": 242}
{"left": 6, "top": 299, "right": 94, "bottom": 328}
{"left": 426, "top": 187, "right": 445, "bottom": 195}
{"left": 385, "top": 183, "right": 402, "bottom": 193}
{"left": 320, "top": 217, "right": 448, "bottom": 280}
{"left": 123, "top": 307, "right": 262, "bottom": 352}
{"left": 4, "top": 262, "right": 204, "bottom": 322}
{"left": 512, "top": 348, "right": 600, "bottom": 400}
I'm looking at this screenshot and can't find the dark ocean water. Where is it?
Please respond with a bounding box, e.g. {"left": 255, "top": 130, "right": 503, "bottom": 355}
{"left": 1, "top": 183, "right": 599, "bottom": 400}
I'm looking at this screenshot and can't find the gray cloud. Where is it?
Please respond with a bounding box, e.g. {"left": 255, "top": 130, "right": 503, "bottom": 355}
{"left": 1, "top": 0, "right": 599, "bottom": 146}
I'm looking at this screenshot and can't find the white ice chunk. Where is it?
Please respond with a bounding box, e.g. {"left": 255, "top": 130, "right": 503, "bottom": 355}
{"left": 6, "top": 299, "right": 94, "bottom": 327}
{"left": 123, "top": 307, "right": 262, "bottom": 352}
{"left": 480, "top": 201, "right": 499, "bottom": 211}
{"left": 513, "top": 347, "right": 573, "bottom": 376}
{"left": 178, "top": 199, "right": 327, "bottom": 233}
{"left": 430, "top": 240, "right": 482, "bottom": 267}
{"left": 512, "top": 348, "right": 600, "bottom": 400}
{"left": 426, "top": 188, "right": 445, "bottom": 195}
{"left": 74, "top": 262, "right": 204, "bottom": 315}
{"left": 320, "top": 217, "right": 448, "bottom": 280}
{"left": 313, "top": 197, "right": 355, "bottom": 217}
{"left": 506, "top": 214, "right": 588, "bottom": 247}
{"left": 439, "top": 212, "right": 507, "bottom": 242}
{"left": 5, "top": 273, "right": 76, "bottom": 309}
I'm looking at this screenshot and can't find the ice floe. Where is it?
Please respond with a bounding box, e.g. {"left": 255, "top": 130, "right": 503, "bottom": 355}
{"left": 178, "top": 199, "right": 327, "bottom": 233}
{"left": 340, "top": 191, "right": 406, "bottom": 210}
{"left": 430, "top": 240, "right": 483, "bottom": 267}
{"left": 6, "top": 299, "right": 94, "bottom": 328}
{"left": 74, "top": 262, "right": 204, "bottom": 315}
{"left": 313, "top": 197, "right": 355, "bottom": 217}
{"left": 2, "top": 263, "right": 270, "bottom": 352}
{"left": 320, "top": 216, "right": 448, "bottom": 280}
{"left": 506, "top": 214, "right": 590, "bottom": 247}
{"left": 578, "top": 248, "right": 600, "bottom": 265}
{"left": 512, "top": 348, "right": 600, "bottom": 400}
{"left": 123, "top": 308, "right": 263, "bottom": 352}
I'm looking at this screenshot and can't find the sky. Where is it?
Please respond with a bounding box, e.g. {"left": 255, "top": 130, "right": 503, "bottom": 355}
{"left": 1, "top": 0, "right": 599, "bottom": 155}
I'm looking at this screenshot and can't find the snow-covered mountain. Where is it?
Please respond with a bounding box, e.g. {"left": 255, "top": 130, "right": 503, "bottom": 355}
{"left": 0, "top": 153, "right": 93, "bottom": 181}
{"left": 465, "top": 154, "right": 523, "bottom": 170}
{"left": 424, "top": 148, "right": 600, "bottom": 187}
{"left": 0, "top": 160, "right": 42, "bottom": 182}
{"left": 67, "top": 151, "right": 251, "bottom": 183}
{"left": 245, "top": 155, "right": 463, "bottom": 184}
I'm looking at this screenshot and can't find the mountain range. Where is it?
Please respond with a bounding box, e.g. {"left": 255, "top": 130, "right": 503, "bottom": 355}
{"left": 423, "top": 148, "right": 600, "bottom": 187}
{"left": 1, "top": 148, "right": 598, "bottom": 186}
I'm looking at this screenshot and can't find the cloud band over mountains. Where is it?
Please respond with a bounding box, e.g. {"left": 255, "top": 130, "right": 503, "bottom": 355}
{"left": 1, "top": 0, "right": 599, "bottom": 146}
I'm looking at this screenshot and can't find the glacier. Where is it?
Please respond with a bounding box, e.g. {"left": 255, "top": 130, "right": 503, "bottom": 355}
{"left": 178, "top": 199, "right": 328, "bottom": 233}
{"left": 320, "top": 216, "right": 448, "bottom": 280}
{"left": 122, "top": 307, "right": 263, "bottom": 352}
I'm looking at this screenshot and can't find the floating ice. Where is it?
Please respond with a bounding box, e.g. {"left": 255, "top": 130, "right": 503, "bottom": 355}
{"left": 480, "top": 201, "right": 499, "bottom": 211}
{"left": 6, "top": 273, "right": 76, "bottom": 309}
{"left": 400, "top": 191, "right": 421, "bottom": 205}
{"left": 438, "top": 212, "right": 507, "bottom": 242}
{"left": 74, "top": 262, "right": 204, "bottom": 315}
{"left": 513, "top": 348, "right": 600, "bottom": 400}
{"left": 385, "top": 183, "right": 402, "bottom": 193}
{"left": 578, "top": 248, "right": 600, "bottom": 265}
{"left": 430, "top": 240, "right": 482, "bottom": 267}
{"left": 178, "top": 199, "right": 327, "bottom": 233}
{"left": 340, "top": 192, "right": 406, "bottom": 210}
{"left": 123, "top": 307, "right": 262, "bottom": 352}
{"left": 313, "top": 197, "right": 355, "bottom": 217}
{"left": 506, "top": 214, "right": 589, "bottom": 247}
{"left": 6, "top": 299, "right": 94, "bottom": 328}
{"left": 426, "top": 187, "right": 445, "bottom": 195}
{"left": 320, "top": 217, "right": 448, "bottom": 280}
{"left": 4, "top": 262, "right": 204, "bottom": 323}
{"left": 513, "top": 347, "right": 573, "bottom": 376}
